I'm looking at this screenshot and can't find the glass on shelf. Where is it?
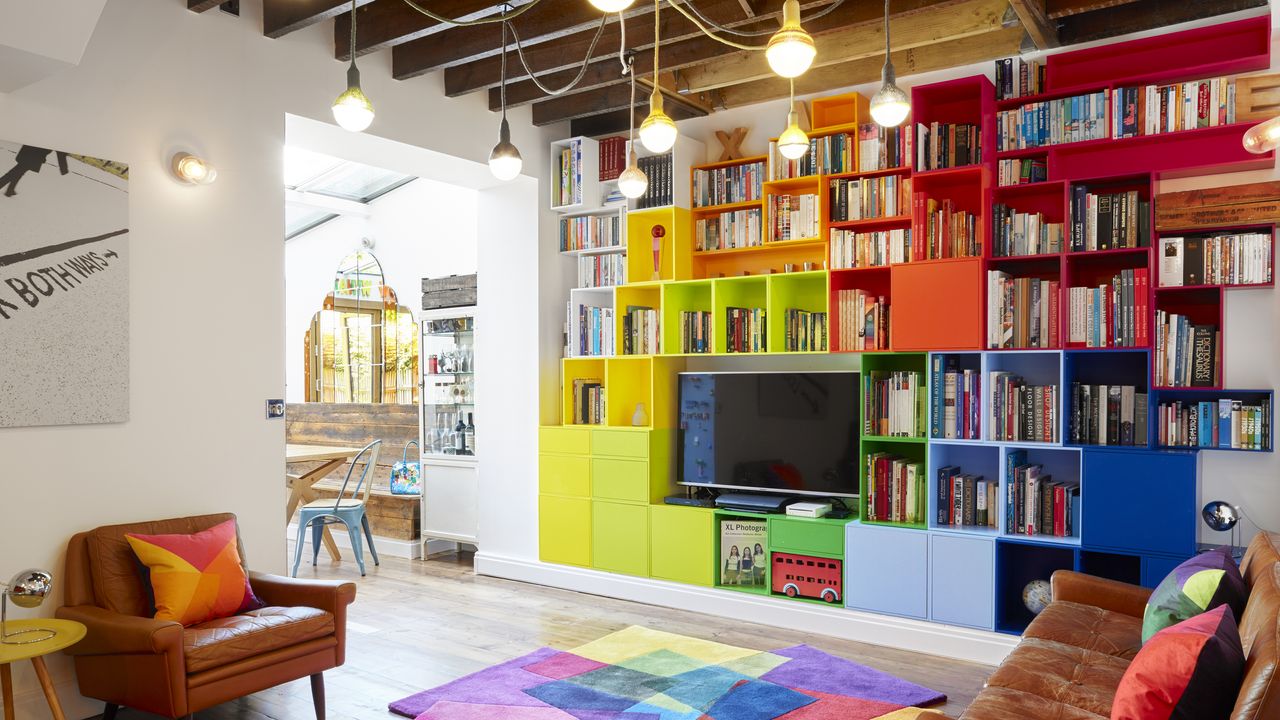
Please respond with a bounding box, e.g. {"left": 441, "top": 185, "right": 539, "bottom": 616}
{"left": 422, "top": 309, "right": 477, "bottom": 458}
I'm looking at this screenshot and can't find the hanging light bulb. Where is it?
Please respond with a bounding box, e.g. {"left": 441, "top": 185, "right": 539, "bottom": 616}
{"left": 589, "top": 0, "right": 635, "bottom": 11}
{"left": 638, "top": 0, "right": 678, "bottom": 153}
{"left": 332, "top": 0, "right": 374, "bottom": 132}
{"left": 766, "top": 0, "right": 816, "bottom": 79}
{"left": 619, "top": 54, "right": 649, "bottom": 199}
{"left": 778, "top": 80, "right": 809, "bottom": 160}
{"left": 1243, "top": 115, "right": 1280, "bottom": 154}
{"left": 869, "top": 0, "right": 910, "bottom": 128}
{"left": 489, "top": 19, "right": 522, "bottom": 180}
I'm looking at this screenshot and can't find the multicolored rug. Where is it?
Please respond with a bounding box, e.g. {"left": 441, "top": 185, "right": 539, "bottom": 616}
{"left": 389, "top": 626, "right": 946, "bottom": 720}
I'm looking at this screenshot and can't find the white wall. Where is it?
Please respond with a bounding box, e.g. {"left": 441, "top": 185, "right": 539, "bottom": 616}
{"left": 284, "top": 178, "right": 479, "bottom": 402}
{"left": 0, "top": 0, "right": 558, "bottom": 715}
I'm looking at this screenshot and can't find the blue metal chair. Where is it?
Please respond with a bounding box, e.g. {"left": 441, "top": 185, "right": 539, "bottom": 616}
{"left": 292, "top": 439, "right": 382, "bottom": 577}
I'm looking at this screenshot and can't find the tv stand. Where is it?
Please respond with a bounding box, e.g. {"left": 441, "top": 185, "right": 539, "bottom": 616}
{"left": 715, "top": 493, "right": 793, "bottom": 514}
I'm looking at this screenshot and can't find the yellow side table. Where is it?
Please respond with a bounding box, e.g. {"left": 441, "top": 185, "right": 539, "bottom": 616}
{"left": 0, "top": 619, "right": 85, "bottom": 720}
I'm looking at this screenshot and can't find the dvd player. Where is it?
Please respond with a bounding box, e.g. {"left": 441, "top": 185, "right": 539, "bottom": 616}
{"left": 714, "top": 492, "right": 793, "bottom": 514}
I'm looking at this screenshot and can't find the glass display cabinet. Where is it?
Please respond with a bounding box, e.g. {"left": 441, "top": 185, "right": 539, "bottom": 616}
{"left": 419, "top": 305, "right": 479, "bottom": 549}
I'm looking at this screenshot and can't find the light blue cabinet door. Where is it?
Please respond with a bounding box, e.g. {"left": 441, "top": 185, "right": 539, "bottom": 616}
{"left": 930, "top": 534, "right": 995, "bottom": 630}
{"left": 844, "top": 524, "right": 928, "bottom": 619}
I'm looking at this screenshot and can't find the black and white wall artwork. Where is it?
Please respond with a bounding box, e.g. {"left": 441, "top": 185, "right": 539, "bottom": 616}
{"left": 0, "top": 140, "right": 129, "bottom": 427}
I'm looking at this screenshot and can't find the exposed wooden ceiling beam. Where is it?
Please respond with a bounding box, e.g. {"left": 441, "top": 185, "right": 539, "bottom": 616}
{"left": 188, "top": 0, "right": 225, "bottom": 11}
{"left": 335, "top": 0, "right": 529, "bottom": 60}
{"left": 1008, "top": 0, "right": 1059, "bottom": 48}
{"left": 676, "top": 0, "right": 1009, "bottom": 95}
{"left": 1056, "top": 0, "right": 1265, "bottom": 45}
{"left": 568, "top": 101, "right": 705, "bottom": 138}
{"left": 263, "top": 0, "right": 374, "bottom": 39}
{"left": 1045, "top": 0, "right": 1138, "bottom": 20}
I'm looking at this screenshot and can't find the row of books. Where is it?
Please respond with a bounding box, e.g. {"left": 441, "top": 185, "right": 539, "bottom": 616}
{"left": 994, "top": 57, "right": 1046, "bottom": 101}
{"left": 783, "top": 308, "right": 828, "bottom": 352}
{"left": 577, "top": 253, "right": 625, "bottom": 289}
{"left": 635, "top": 153, "right": 675, "bottom": 209}
{"left": 678, "top": 310, "right": 712, "bottom": 354}
{"left": 996, "top": 90, "right": 1108, "bottom": 151}
{"left": 864, "top": 371, "right": 925, "bottom": 438}
{"left": 1068, "top": 383, "right": 1148, "bottom": 446}
{"left": 988, "top": 273, "right": 1061, "bottom": 349}
{"left": 1157, "top": 398, "right": 1271, "bottom": 450}
{"left": 859, "top": 123, "right": 910, "bottom": 171}
{"left": 992, "top": 205, "right": 1063, "bottom": 257}
{"left": 725, "top": 307, "right": 766, "bottom": 353}
{"left": 916, "top": 196, "right": 981, "bottom": 260}
{"left": 1066, "top": 268, "right": 1150, "bottom": 348}
{"left": 1112, "top": 78, "right": 1236, "bottom": 139}
{"left": 572, "top": 305, "right": 614, "bottom": 357}
{"left": 621, "top": 305, "right": 659, "bottom": 355}
{"left": 915, "top": 122, "right": 982, "bottom": 171}
{"left": 1154, "top": 312, "right": 1219, "bottom": 388}
{"left": 695, "top": 208, "right": 762, "bottom": 252}
{"left": 571, "top": 378, "right": 605, "bottom": 425}
{"left": 597, "top": 136, "right": 627, "bottom": 182}
{"left": 768, "top": 193, "right": 820, "bottom": 242}
{"left": 559, "top": 214, "right": 622, "bottom": 252}
{"left": 997, "top": 157, "right": 1047, "bottom": 187}
{"left": 553, "top": 139, "right": 585, "bottom": 208}
{"left": 990, "top": 373, "right": 1059, "bottom": 443}
{"left": 1159, "top": 233, "right": 1274, "bottom": 287}
{"left": 693, "top": 160, "right": 764, "bottom": 208}
{"left": 1070, "top": 188, "right": 1150, "bottom": 252}
{"left": 936, "top": 469, "right": 997, "bottom": 528}
{"left": 834, "top": 290, "right": 888, "bottom": 351}
{"left": 866, "top": 453, "right": 925, "bottom": 525}
{"left": 1006, "top": 449, "right": 1077, "bottom": 537}
{"left": 830, "top": 228, "right": 911, "bottom": 269}
{"left": 931, "top": 357, "right": 980, "bottom": 440}
{"left": 828, "top": 175, "right": 909, "bottom": 223}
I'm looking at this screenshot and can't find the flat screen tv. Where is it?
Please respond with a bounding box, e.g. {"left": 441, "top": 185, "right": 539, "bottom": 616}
{"left": 677, "top": 371, "right": 859, "bottom": 498}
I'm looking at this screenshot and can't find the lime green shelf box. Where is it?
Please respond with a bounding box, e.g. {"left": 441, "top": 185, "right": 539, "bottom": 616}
{"left": 649, "top": 505, "right": 716, "bottom": 587}
{"left": 712, "top": 276, "right": 769, "bottom": 354}
{"left": 539, "top": 425, "right": 592, "bottom": 456}
{"left": 590, "top": 429, "right": 675, "bottom": 504}
{"left": 859, "top": 437, "right": 929, "bottom": 527}
{"left": 538, "top": 452, "right": 590, "bottom": 497}
{"left": 661, "top": 279, "right": 715, "bottom": 355}
{"left": 768, "top": 516, "right": 849, "bottom": 557}
{"left": 592, "top": 499, "right": 649, "bottom": 577}
{"left": 766, "top": 270, "right": 830, "bottom": 353}
{"left": 539, "top": 494, "right": 591, "bottom": 567}
{"left": 615, "top": 284, "right": 662, "bottom": 356}
{"left": 626, "top": 207, "right": 692, "bottom": 284}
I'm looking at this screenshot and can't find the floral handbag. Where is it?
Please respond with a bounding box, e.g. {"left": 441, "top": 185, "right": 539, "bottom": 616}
{"left": 389, "top": 440, "right": 422, "bottom": 495}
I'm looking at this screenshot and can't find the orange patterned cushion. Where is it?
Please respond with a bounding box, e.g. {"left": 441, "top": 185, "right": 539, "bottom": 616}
{"left": 125, "top": 518, "right": 263, "bottom": 626}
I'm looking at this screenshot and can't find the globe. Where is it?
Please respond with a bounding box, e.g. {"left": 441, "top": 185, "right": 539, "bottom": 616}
{"left": 1022, "top": 579, "right": 1052, "bottom": 615}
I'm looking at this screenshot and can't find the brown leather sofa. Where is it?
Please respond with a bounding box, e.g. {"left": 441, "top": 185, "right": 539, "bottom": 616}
{"left": 56, "top": 513, "right": 357, "bottom": 719}
{"left": 919, "top": 532, "right": 1280, "bottom": 720}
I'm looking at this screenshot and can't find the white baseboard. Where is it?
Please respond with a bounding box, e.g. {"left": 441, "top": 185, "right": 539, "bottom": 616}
{"left": 285, "top": 524, "right": 442, "bottom": 560}
{"left": 474, "top": 552, "right": 1016, "bottom": 667}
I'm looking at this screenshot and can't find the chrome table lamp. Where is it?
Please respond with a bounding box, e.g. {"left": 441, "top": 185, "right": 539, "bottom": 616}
{"left": 1201, "top": 501, "right": 1244, "bottom": 560}
{"left": 1, "top": 568, "right": 55, "bottom": 644}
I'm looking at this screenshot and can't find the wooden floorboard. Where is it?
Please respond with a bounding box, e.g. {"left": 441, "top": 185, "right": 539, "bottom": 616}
{"left": 107, "top": 550, "right": 991, "bottom": 719}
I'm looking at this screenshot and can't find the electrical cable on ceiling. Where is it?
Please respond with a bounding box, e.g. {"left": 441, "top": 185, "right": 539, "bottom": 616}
{"left": 507, "top": 14, "right": 611, "bottom": 95}
{"left": 675, "top": 0, "right": 844, "bottom": 38}
{"left": 399, "top": 0, "right": 544, "bottom": 26}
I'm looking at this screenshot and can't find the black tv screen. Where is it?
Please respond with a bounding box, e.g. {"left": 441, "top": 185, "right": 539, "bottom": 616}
{"left": 677, "top": 372, "right": 859, "bottom": 498}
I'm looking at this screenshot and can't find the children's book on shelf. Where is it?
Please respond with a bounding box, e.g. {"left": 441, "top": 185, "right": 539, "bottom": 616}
{"left": 830, "top": 228, "right": 912, "bottom": 269}
{"left": 858, "top": 123, "right": 910, "bottom": 171}
{"left": 696, "top": 208, "right": 762, "bottom": 251}
{"left": 992, "top": 204, "right": 1064, "bottom": 256}
{"left": 864, "top": 371, "right": 925, "bottom": 437}
{"left": 598, "top": 136, "right": 627, "bottom": 182}
{"left": 915, "top": 195, "right": 981, "bottom": 259}
{"left": 866, "top": 453, "right": 925, "bottom": 524}
{"left": 1158, "top": 398, "right": 1271, "bottom": 450}
{"left": 725, "top": 307, "right": 766, "bottom": 353}
{"left": 1005, "top": 451, "right": 1078, "bottom": 537}
{"left": 1067, "top": 267, "right": 1149, "bottom": 348}
{"left": 719, "top": 518, "right": 767, "bottom": 587}
{"left": 768, "top": 194, "right": 820, "bottom": 242}
{"left": 554, "top": 139, "right": 584, "bottom": 207}
{"left": 783, "top": 308, "right": 827, "bottom": 352}
{"left": 694, "top": 160, "right": 765, "bottom": 207}
{"left": 636, "top": 153, "right": 673, "bottom": 209}
{"left": 572, "top": 378, "right": 605, "bottom": 424}
{"left": 835, "top": 290, "right": 888, "bottom": 351}
{"left": 829, "top": 175, "right": 910, "bottom": 222}
{"left": 1112, "top": 77, "right": 1236, "bottom": 139}
{"left": 931, "top": 356, "right": 981, "bottom": 440}
{"left": 994, "top": 57, "right": 1045, "bottom": 101}
{"left": 915, "top": 122, "right": 982, "bottom": 171}
{"left": 1158, "top": 233, "right": 1274, "bottom": 287}
{"left": 996, "top": 90, "right": 1108, "bottom": 151}
{"left": 935, "top": 465, "right": 997, "bottom": 528}
{"left": 577, "top": 254, "right": 625, "bottom": 288}
{"left": 679, "top": 310, "right": 712, "bottom": 354}
{"left": 988, "top": 271, "right": 1061, "bottom": 349}
{"left": 622, "top": 305, "right": 659, "bottom": 355}
{"left": 998, "top": 157, "right": 1048, "bottom": 186}
{"left": 989, "top": 372, "right": 1059, "bottom": 442}
{"left": 572, "top": 305, "right": 614, "bottom": 357}
{"left": 1154, "top": 311, "right": 1219, "bottom": 387}
{"left": 560, "top": 214, "right": 622, "bottom": 252}
{"left": 1069, "top": 383, "right": 1148, "bottom": 446}
{"left": 1070, "top": 188, "right": 1150, "bottom": 251}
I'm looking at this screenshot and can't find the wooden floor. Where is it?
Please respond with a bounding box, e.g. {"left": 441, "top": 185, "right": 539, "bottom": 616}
{"left": 115, "top": 550, "right": 991, "bottom": 720}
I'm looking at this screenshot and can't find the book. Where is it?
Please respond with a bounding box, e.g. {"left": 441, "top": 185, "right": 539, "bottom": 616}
{"left": 915, "top": 122, "right": 982, "bottom": 171}
{"left": 867, "top": 453, "right": 925, "bottom": 524}
{"left": 988, "top": 271, "right": 1060, "bottom": 349}
{"left": 693, "top": 159, "right": 764, "bottom": 208}
{"left": 829, "top": 228, "right": 911, "bottom": 269}
{"left": 990, "top": 371, "right": 1058, "bottom": 442}
{"left": 834, "top": 290, "right": 888, "bottom": 351}
{"left": 864, "top": 371, "right": 926, "bottom": 438}
{"left": 1160, "top": 397, "right": 1271, "bottom": 450}
{"left": 719, "top": 518, "right": 768, "bottom": 587}
{"left": 997, "top": 90, "right": 1108, "bottom": 151}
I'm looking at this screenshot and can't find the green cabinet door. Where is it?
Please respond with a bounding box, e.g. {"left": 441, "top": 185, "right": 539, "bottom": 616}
{"left": 539, "top": 495, "right": 591, "bottom": 567}
{"left": 592, "top": 501, "right": 649, "bottom": 577}
{"left": 649, "top": 505, "right": 714, "bottom": 586}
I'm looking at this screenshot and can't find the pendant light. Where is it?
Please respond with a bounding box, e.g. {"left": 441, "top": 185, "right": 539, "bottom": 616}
{"left": 869, "top": 0, "right": 910, "bottom": 128}
{"left": 638, "top": 0, "right": 678, "bottom": 153}
{"left": 589, "top": 0, "right": 635, "bottom": 11}
{"left": 489, "top": 19, "right": 523, "bottom": 181}
{"left": 332, "top": 0, "right": 375, "bottom": 132}
{"left": 1243, "top": 115, "right": 1280, "bottom": 154}
{"left": 777, "top": 79, "right": 809, "bottom": 160}
{"left": 618, "top": 56, "right": 650, "bottom": 200}
{"left": 766, "top": 0, "right": 816, "bottom": 79}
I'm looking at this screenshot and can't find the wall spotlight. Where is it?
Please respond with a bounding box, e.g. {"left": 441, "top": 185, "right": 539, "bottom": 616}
{"left": 171, "top": 152, "right": 216, "bottom": 185}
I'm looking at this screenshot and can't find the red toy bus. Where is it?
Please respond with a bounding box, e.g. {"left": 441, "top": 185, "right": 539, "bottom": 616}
{"left": 771, "top": 552, "right": 842, "bottom": 603}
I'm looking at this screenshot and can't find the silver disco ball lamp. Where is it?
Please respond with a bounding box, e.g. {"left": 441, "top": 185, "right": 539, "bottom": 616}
{"left": 1201, "top": 501, "right": 1243, "bottom": 559}
{"left": 2, "top": 568, "right": 55, "bottom": 644}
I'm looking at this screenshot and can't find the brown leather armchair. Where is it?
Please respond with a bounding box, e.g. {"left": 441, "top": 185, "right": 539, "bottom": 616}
{"left": 55, "top": 513, "right": 356, "bottom": 720}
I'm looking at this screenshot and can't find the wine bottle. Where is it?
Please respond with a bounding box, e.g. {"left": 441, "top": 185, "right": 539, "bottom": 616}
{"left": 454, "top": 413, "right": 467, "bottom": 454}
{"left": 464, "top": 412, "right": 476, "bottom": 456}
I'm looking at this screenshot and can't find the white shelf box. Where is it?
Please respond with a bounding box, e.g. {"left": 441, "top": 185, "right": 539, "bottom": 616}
{"left": 549, "top": 136, "right": 600, "bottom": 213}
{"left": 626, "top": 134, "right": 706, "bottom": 212}
{"left": 567, "top": 286, "right": 616, "bottom": 358}
{"left": 558, "top": 205, "right": 628, "bottom": 256}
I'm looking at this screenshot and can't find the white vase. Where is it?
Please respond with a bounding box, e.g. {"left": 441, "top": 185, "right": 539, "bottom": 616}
{"left": 632, "top": 402, "right": 649, "bottom": 427}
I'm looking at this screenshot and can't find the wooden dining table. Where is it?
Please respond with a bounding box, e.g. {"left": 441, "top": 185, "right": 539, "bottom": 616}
{"left": 286, "top": 443, "right": 363, "bottom": 561}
